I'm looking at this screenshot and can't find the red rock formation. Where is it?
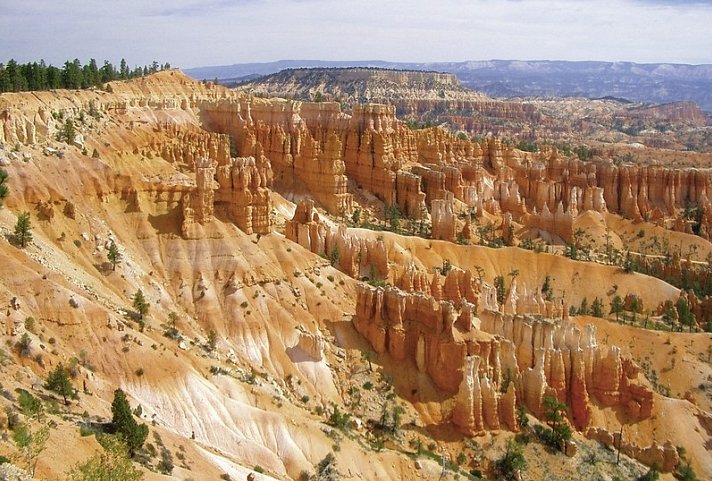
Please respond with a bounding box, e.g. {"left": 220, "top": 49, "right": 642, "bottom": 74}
{"left": 286, "top": 200, "right": 389, "bottom": 279}
{"left": 181, "top": 153, "right": 273, "bottom": 237}
{"left": 586, "top": 427, "right": 680, "bottom": 472}
{"left": 4, "top": 71, "right": 711, "bottom": 245}
{"left": 353, "top": 282, "right": 654, "bottom": 436}
{"left": 395, "top": 171, "right": 427, "bottom": 219}
{"left": 431, "top": 193, "right": 457, "bottom": 242}
{"left": 523, "top": 202, "right": 574, "bottom": 243}
{"left": 181, "top": 156, "right": 216, "bottom": 238}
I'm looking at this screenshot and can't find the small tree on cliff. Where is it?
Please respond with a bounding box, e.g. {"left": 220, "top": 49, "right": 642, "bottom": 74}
{"left": 60, "top": 118, "right": 76, "bottom": 144}
{"left": 362, "top": 350, "right": 375, "bottom": 372}
{"left": 107, "top": 240, "right": 121, "bottom": 271}
{"left": 610, "top": 295, "right": 624, "bottom": 323}
{"left": 0, "top": 168, "right": 9, "bottom": 207}
{"left": 495, "top": 439, "right": 527, "bottom": 480}
{"left": 494, "top": 275, "right": 506, "bottom": 304}
{"left": 132, "top": 289, "right": 149, "bottom": 320}
{"left": 14, "top": 211, "right": 33, "bottom": 247}
{"left": 676, "top": 297, "right": 696, "bottom": 332}
{"left": 351, "top": 207, "right": 361, "bottom": 225}
{"left": 44, "top": 363, "right": 74, "bottom": 405}
{"left": 591, "top": 297, "right": 604, "bottom": 317}
{"left": 111, "top": 389, "right": 148, "bottom": 456}
{"left": 540, "top": 395, "right": 572, "bottom": 452}
{"left": 541, "top": 275, "right": 554, "bottom": 302}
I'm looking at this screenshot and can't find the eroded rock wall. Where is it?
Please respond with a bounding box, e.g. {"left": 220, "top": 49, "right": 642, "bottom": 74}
{"left": 352, "top": 281, "right": 654, "bottom": 438}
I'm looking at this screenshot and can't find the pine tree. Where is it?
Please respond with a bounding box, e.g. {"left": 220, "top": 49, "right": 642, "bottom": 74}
{"left": 45, "top": 363, "right": 74, "bottom": 405}
{"left": 119, "top": 58, "right": 129, "bottom": 79}
{"left": 107, "top": 240, "right": 121, "bottom": 271}
{"left": 542, "top": 395, "right": 572, "bottom": 451}
{"left": 541, "top": 274, "right": 554, "bottom": 301}
{"left": 14, "top": 211, "right": 32, "bottom": 247}
{"left": 676, "top": 297, "right": 696, "bottom": 332}
{"left": 111, "top": 389, "right": 148, "bottom": 456}
{"left": 132, "top": 289, "right": 149, "bottom": 320}
{"left": 0, "top": 168, "right": 9, "bottom": 207}
{"left": 495, "top": 439, "right": 527, "bottom": 480}
{"left": 61, "top": 118, "right": 76, "bottom": 144}
{"left": 610, "top": 295, "right": 624, "bottom": 323}
{"left": 591, "top": 297, "right": 604, "bottom": 318}
{"left": 67, "top": 435, "right": 143, "bottom": 481}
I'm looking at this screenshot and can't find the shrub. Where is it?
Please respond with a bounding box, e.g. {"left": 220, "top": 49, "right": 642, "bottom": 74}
{"left": 0, "top": 168, "right": 9, "bottom": 208}
{"left": 157, "top": 446, "right": 174, "bottom": 475}
{"left": 67, "top": 435, "right": 142, "bottom": 481}
{"left": 495, "top": 440, "right": 527, "bottom": 480}
{"left": 207, "top": 329, "right": 217, "bottom": 352}
{"left": 16, "top": 388, "right": 43, "bottom": 419}
{"left": 24, "top": 317, "right": 35, "bottom": 333}
{"left": 676, "top": 464, "right": 698, "bottom": 481}
{"left": 326, "top": 405, "right": 352, "bottom": 430}
{"left": 16, "top": 333, "right": 32, "bottom": 357}
{"left": 638, "top": 466, "right": 660, "bottom": 481}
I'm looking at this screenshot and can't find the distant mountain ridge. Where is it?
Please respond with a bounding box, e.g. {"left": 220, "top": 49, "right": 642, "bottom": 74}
{"left": 184, "top": 59, "right": 712, "bottom": 112}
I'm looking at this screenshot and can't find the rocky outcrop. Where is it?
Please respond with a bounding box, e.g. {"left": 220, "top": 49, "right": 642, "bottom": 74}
{"left": 3, "top": 70, "right": 712, "bottom": 246}
{"left": 199, "top": 98, "right": 354, "bottom": 216}
{"left": 181, "top": 153, "right": 273, "bottom": 238}
{"left": 239, "top": 67, "right": 547, "bottom": 140}
{"left": 523, "top": 202, "right": 574, "bottom": 243}
{"left": 181, "top": 156, "right": 216, "bottom": 237}
{"left": 586, "top": 427, "right": 680, "bottom": 472}
{"left": 286, "top": 200, "right": 389, "bottom": 279}
{"left": 353, "top": 282, "right": 654, "bottom": 437}
{"left": 431, "top": 193, "right": 457, "bottom": 242}
{"left": 395, "top": 171, "right": 427, "bottom": 219}
{"left": 353, "top": 284, "right": 472, "bottom": 393}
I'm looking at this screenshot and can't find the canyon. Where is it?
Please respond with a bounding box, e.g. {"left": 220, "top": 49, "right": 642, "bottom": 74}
{"left": 0, "top": 70, "right": 710, "bottom": 480}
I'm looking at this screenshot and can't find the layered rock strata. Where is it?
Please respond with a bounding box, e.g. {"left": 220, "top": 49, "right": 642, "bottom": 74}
{"left": 5, "top": 72, "right": 711, "bottom": 244}
{"left": 352, "top": 282, "right": 653, "bottom": 437}
{"left": 285, "top": 200, "right": 388, "bottom": 279}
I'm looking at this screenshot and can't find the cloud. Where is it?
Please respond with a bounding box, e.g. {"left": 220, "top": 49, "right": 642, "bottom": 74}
{"left": 634, "top": 0, "right": 712, "bottom": 5}
{"left": 0, "top": 0, "right": 710, "bottom": 68}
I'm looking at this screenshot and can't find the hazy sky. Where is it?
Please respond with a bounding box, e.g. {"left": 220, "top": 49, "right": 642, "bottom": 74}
{"left": 1, "top": 0, "right": 711, "bottom": 68}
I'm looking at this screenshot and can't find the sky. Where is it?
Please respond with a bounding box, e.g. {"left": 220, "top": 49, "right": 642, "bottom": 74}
{"left": 1, "top": 0, "right": 711, "bottom": 68}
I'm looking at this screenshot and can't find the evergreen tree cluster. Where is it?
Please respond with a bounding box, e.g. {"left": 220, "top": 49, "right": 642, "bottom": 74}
{"left": 0, "top": 58, "right": 171, "bottom": 93}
